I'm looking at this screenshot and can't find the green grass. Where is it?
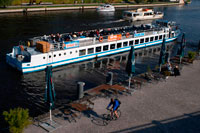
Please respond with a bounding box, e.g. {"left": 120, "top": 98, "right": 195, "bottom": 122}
{"left": 0, "top": 1, "right": 177, "bottom": 10}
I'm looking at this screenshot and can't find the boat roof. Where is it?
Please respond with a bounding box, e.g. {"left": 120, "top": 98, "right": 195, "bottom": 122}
{"left": 124, "top": 8, "right": 153, "bottom": 13}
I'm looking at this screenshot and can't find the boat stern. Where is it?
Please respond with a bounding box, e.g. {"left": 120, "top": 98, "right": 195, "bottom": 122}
{"left": 6, "top": 53, "right": 23, "bottom": 72}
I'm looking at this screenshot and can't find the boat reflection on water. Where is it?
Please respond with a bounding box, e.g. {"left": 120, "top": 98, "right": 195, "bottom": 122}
{"left": 130, "top": 19, "right": 154, "bottom": 26}
{"left": 97, "top": 11, "right": 115, "bottom": 16}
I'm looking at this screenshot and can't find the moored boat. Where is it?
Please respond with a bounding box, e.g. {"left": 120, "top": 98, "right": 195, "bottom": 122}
{"left": 6, "top": 20, "right": 180, "bottom": 74}
{"left": 123, "top": 8, "right": 164, "bottom": 21}
{"left": 96, "top": 4, "right": 115, "bottom": 12}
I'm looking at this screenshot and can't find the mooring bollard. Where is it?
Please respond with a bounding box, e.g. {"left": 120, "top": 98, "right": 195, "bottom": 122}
{"left": 106, "top": 72, "right": 113, "bottom": 85}
{"left": 77, "top": 82, "right": 85, "bottom": 99}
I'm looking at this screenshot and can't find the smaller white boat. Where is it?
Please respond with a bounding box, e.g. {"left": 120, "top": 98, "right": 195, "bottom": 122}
{"left": 123, "top": 8, "right": 164, "bottom": 21}
{"left": 96, "top": 4, "right": 115, "bottom": 12}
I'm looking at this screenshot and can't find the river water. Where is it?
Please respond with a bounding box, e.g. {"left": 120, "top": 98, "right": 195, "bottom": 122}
{"left": 0, "top": 0, "right": 199, "bottom": 118}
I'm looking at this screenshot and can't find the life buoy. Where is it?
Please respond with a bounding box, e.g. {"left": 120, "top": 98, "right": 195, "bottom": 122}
{"left": 99, "top": 36, "right": 103, "bottom": 42}
{"left": 19, "top": 45, "right": 24, "bottom": 51}
{"left": 62, "top": 43, "right": 65, "bottom": 49}
{"left": 126, "top": 33, "right": 130, "bottom": 38}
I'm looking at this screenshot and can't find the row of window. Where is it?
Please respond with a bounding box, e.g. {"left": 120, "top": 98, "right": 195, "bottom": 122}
{"left": 43, "top": 33, "right": 174, "bottom": 59}
{"left": 79, "top": 34, "right": 169, "bottom": 56}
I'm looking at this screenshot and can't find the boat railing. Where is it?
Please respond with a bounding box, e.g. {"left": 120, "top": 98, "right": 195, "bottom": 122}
{"left": 28, "top": 26, "right": 166, "bottom": 50}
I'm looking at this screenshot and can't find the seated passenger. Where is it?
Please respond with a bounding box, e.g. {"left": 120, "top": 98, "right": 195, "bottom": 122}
{"left": 166, "top": 62, "right": 172, "bottom": 72}
{"left": 55, "top": 33, "right": 61, "bottom": 42}
{"left": 173, "top": 65, "right": 180, "bottom": 77}
{"left": 50, "top": 34, "right": 56, "bottom": 42}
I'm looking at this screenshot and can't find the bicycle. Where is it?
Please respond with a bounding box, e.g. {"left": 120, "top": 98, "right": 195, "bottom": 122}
{"left": 102, "top": 109, "right": 121, "bottom": 126}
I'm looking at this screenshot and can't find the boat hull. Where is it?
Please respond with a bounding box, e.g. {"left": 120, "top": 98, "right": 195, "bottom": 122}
{"left": 6, "top": 36, "right": 177, "bottom": 74}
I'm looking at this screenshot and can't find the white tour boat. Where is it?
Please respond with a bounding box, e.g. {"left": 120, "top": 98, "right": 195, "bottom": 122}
{"left": 96, "top": 4, "right": 115, "bottom": 12}
{"left": 123, "top": 8, "right": 164, "bottom": 21}
{"left": 6, "top": 20, "right": 180, "bottom": 74}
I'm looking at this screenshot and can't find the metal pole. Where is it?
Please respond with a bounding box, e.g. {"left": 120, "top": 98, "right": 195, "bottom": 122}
{"left": 159, "top": 64, "right": 161, "bottom": 72}
{"left": 50, "top": 103, "right": 52, "bottom": 122}
{"left": 128, "top": 73, "right": 132, "bottom": 90}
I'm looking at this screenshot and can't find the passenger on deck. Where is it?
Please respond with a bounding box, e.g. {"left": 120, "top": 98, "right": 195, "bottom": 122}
{"left": 55, "top": 33, "right": 61, "bottom": 42}
{"left": 96, "top": 29, "right": 100, "bottom": 37}
{"left": 50, "top": 34, "right": 56, "bottom": 42}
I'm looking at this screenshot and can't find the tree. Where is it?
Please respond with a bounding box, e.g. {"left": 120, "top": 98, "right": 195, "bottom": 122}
{"left": 0, "top": 0, "right": 13, "bottom": 8}
{"left": 3, "top": 108, "right": 32, "bottom": 133}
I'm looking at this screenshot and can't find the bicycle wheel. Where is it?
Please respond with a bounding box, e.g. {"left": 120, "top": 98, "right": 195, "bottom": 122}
{"left": 102, "top": 114, "right": 111, "bottom": 126}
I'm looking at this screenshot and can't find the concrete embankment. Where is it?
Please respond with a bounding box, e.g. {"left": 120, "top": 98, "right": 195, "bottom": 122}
{"left": 0, "top": 3, "right": 183, "bottom": 14}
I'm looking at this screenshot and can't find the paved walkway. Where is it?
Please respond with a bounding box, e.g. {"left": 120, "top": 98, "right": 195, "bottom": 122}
{"left": 25, "top": 60, "right": 200, "bottom": 133}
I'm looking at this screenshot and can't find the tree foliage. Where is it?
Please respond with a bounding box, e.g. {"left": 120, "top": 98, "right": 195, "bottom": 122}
{"left": 3, "top": 108, "right": 32, "bottom": 133}
{"left": 134, "top": 0, "right": 159, "bottom": 3}
{"left": 0, "top": 0, "right": 13, "bottom": 8}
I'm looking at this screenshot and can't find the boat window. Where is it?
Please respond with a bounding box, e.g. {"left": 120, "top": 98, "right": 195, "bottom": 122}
{"left": 110, "top": 44, "right": 115, "bottom": 50}
{"left": 103, "top": 45, "right": 109, "bottom": 51}
{"left": 49, "top": 55, "right": 51, "bottom": 58}
{"left": 70, "top": 51, "right": 72, "bottom": 54}
{"left": 88, "top": 48, "right": 94, "bottom": 54}
{"left": 150, "top": 37, "right": 154, "bottom": 42}
{"left": 134, "top": 14, "right": 139, "bottom": 17}
{"left": 75, "top": 50, "right": 78, "bottom": 53}
{"left": 159, "top": 35, "right": 162, "bottom": 40}
{"left": 64, "top": 52, "right": 66, "bottom": 55}
{"left": 155, "top": 36, "right": 158, "bottom": 40}
{"left": 54, "top": 54, "right": 56, "bottom": 57}
{"left": 79, "top": 49, "right": 86, "bottom": 56}
{"left": 123, "top": 41, "right": 128, "bottom": 47}
{"left": 135, "top": 39, "right": 139, "bottom": 45}
{"left": 127, "top": 13, "right": 132, "bottom": 17}
{"left": 145, "top": 38, "right": 149, "bottom": 43}
{"left": 144, "top": 13, "right": 150, "bottom": 16}
{"left": 96, "top": 46, "right": 101, "bottom": 53}
{"left": 43, "top": 57, "right": 45, "bottom": 59}
{"left": 117, "top": 43, "right": 122, "bottom": 48}
{"left": 140, "top": 38, "right": 144, "bottom": 43}
{"left": 129, "top": 40, "right": 134, "bottom": 46}
{"left": 59, "top": 53, "right": 61, "bottom": 56}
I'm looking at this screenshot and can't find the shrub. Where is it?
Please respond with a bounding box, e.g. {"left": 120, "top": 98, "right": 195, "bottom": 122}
{"left": 188, "top": 51, "right": 196, "bottom": 61}
{"left": 3, "top": 108, "right": 32, "bottom": 133}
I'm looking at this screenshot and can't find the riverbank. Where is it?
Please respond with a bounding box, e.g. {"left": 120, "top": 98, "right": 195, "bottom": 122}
{"left": 0, "top": 2, "right": 183, "bottom": 14}
{"left": 24, "top": 57, "right": 200, "bottom": 132}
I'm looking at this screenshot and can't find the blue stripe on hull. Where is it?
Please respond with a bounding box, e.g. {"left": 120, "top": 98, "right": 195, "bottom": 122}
{"left": 22, "top": 37, "right": 177, "bottom": 73}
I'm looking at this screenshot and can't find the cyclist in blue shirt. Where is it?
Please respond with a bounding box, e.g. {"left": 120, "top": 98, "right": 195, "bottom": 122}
{"left": 106, "top": 98, "right": 120, "bottom": 118}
